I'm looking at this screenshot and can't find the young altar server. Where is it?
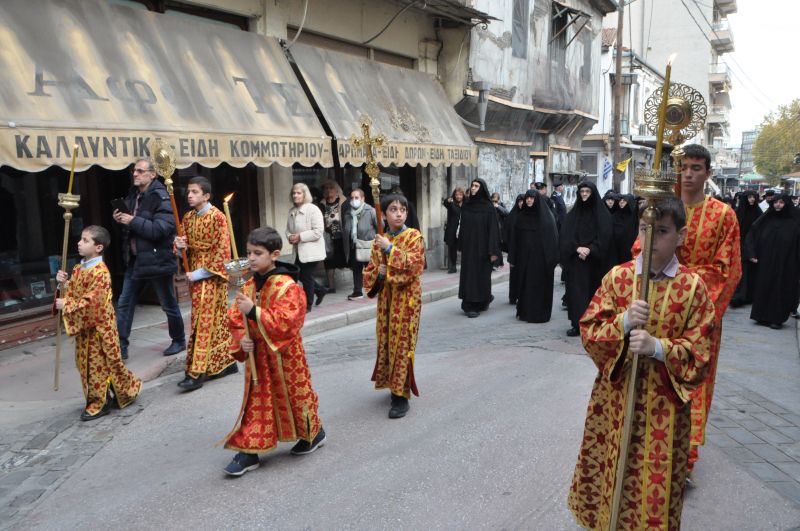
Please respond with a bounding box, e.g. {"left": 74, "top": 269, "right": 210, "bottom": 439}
{"left": 568, "top": 197, "right": 716, "bottom": 530}
{"left": 174, "top": 176, "right": 237, "bottom": 391}
{"left": 222, "top": 227, "right": 325, "bottom": 476}
{"left": 362, "top": 194, "right": 425, "bottom": 419}
{"left": 55, "top": 226, "right": 142, "bottom": 421}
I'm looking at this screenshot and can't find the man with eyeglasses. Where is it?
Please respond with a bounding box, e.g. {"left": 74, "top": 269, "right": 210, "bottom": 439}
{"left": 112, "top": 158, "right": 185, "bottom": 360}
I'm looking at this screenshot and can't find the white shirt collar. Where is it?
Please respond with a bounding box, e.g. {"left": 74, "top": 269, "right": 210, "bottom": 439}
{"left": 635, "top": 253, "right": 679, "bottom": 281}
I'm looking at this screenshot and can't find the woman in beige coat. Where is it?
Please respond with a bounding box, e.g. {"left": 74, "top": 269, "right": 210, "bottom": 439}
{"left": 287, "top": 183, "right": 327, "bottom": 311}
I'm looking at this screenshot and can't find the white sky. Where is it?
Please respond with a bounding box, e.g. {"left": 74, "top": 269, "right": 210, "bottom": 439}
{"left": 726, "top": 0, "right": 800, "bottom": 146}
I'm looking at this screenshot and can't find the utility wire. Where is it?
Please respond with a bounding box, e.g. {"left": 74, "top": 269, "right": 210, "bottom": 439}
{"left": 689, "top": 0, "right": 774, "bottom": 105}
{"left": 677, "top": 0, "right": 774, "bottom": 112}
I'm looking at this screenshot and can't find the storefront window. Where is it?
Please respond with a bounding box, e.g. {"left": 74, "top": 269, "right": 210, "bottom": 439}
{"left": 0, "top": 166, "right": 82, "bottom": 318}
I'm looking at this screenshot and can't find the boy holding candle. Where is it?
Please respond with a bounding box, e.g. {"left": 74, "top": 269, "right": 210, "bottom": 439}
{"left": 174, "top": 177, "right": 237, "bottom": 391}
{"left": 55, "top": 226, "right": 142, "bottom": 421}
{"left": 222, "top": 226, "right": 325, "bottom": 476}
{"left": 568, "top": 197, "right": 716, "bottom": 529}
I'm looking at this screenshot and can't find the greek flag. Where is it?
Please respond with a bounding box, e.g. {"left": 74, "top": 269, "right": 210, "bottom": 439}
{"left": 603, "top": 159, "right": 613, "bottom": 180}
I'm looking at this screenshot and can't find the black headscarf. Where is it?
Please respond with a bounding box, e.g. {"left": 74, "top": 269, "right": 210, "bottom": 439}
{"left": 467, "top": 178, "right": 491, "bottom": 204}
{"left": 516, "top": 189, "right": 559, "bottom": 268}
{"left": 560, "top": 181, "right": 613, "bottom": 265}
{"left": 735, "top": 190, "right": 763, "bottom": 239}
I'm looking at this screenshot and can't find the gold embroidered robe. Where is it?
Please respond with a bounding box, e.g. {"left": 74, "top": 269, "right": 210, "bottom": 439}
{"left": 632, "top": 197, "right": 741, "bottom": 463}
{"left": 61, "top": 262, "right": 141, "bottom": 415}
{"left": 569, "top": 262, "right": 715, "bottom": 530}
{"left": 224, "top": 273, "right": 321, "bottom": 452}
{"left": 680, "top": 198, "right": 741, "bottom": 461}
{"left": 183, "top": 206, "right": 235, "bottom": 377}
{"left": 362, "top": 228, "right": 425, "bottom": 398}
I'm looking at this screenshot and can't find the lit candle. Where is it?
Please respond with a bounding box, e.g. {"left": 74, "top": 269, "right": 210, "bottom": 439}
{"left": 653, "top": 54, "right": 676, "bottom": 165}
{"left": 66, "top": 145, "right": 78, "bottom": 194}
{"left": 223, "top": 193, "right": 238, "bottom": 259}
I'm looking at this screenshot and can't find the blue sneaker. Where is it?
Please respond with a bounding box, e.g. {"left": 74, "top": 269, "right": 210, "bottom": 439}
{"left": 223, "top": 452, "right": 259, "bottom": 476}
{"left": 290, "top": 428, "right": 326, "bottom": 455}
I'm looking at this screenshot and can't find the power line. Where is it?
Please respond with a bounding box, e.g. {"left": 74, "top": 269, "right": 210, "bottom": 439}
{"left": 689, "top": 0, "right": 774, "bottom": 106}
{"left": 677, "top": 0, "right": 774, "bottom": 112}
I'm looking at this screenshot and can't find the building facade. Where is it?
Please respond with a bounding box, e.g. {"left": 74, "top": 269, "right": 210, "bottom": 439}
{"left": 0, "top": 0, "right": 486, "bottom": 348}
{"left": 453, "top": 0, "right": 617, "bottom": 207}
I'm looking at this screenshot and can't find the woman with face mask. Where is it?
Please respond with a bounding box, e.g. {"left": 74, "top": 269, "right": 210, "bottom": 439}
{"left": 341, "top": 188, "right": 378, "bottom": 300}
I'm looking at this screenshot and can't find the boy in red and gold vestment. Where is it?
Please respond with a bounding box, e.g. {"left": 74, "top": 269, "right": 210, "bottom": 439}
{"left": 569, "top": 198, "right": 716, "bottom": 530}
{"left": 174, "top": 177, "right": 237, "bottom": 391}
{"left": 363, "top": 194, "right": 425, "bottom": 419}
{"left": 55, "top": 226, "right": 141, "bottom": 421}
{"left": 222, "top": 227, "right": 325, "bottom": 476}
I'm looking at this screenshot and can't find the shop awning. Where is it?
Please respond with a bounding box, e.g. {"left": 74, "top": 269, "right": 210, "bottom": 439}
{"left": 289, "top": 43, "right": 477, "bottom": 168}
{"left": 0, "top": 0, "right": 333, "bottom": 172}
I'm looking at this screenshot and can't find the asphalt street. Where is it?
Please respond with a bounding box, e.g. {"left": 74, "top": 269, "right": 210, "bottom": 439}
{"left": 7, "top": 281, "right": 800, "bottom": 530}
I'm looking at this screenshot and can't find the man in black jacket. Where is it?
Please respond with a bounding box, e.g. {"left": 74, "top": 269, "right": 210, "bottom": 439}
{"left": 551, "top": 181, "right": 567, "bottom": 231}
{"left": 112, "top": 158, "right": 185, "bottom": 359}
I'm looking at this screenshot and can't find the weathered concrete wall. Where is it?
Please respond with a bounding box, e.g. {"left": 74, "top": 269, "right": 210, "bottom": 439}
{"left": 470, "top": 0, "right": 604, "bottom": 115}
{"left": 476, "top": 144, "right": 530, "bottom": 204}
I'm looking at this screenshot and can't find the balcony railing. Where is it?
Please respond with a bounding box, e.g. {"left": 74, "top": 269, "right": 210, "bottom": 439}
{"left": 709, "top": 62, "right": 732, "bottom": 88}
{"left": 710, "top": 20, "right": 735, "bottom": 53}
{"left": 708, "top": 105, "right": 730, "bottom": 124}
{"left": 715, "top": 0, "right": 738, "bottom": 16}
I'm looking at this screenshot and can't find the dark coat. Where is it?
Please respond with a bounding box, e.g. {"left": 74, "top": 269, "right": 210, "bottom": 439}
{"left": 509, "top": 190, "right": 559, "bottom": 323}
{"left": 120, "top": 179, "right": 178, "bottom": 279}
{"left": 559, "top": 181, "right": 613, "bottom": 328}
{"left": 442, "top": 195, "right": 463, "bottom": 247}
{"left": 458, "top": 179, "right": 501, "bottom": 306}
{"left": 551, "top": 192, "right": 567, "bottom": 229}
{"left": 746, "top": 197, "right": 800, "bottom": 325}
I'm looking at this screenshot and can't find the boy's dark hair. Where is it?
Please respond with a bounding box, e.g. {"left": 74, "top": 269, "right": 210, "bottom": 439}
{"left": 188, "top": 176, "right": 212, "bottom": 195}
{"left": 639, "top": 196, "right": 687, "bottom": 230}
{"left": 381, "top": 193, "right": 408, "bottom": 213}
{"left": 247, "top": 226, "right": 282, "bottom": 252}
{"left": 682, "top": 144, "right": 711, "bottom": 171}
{"left": 83, "top": 225, "right": 111, "bottom": 252}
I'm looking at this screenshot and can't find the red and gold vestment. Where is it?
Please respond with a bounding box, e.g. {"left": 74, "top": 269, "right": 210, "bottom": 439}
{"left": 223, "top": 272, "right": 321, "bottom": 452}
{"left": 61, "top": 261, "right": 141, "bottom": 415}
{"left": 362, "top": 227, "right": 425, "bottom": 399}
{"left": 569, "top": 262, "right": 715, "bottom": 530}
{"left": 183, "top": 206, "right": 235, "bottom": 378}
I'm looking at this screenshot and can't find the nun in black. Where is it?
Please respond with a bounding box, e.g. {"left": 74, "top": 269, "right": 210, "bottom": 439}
{"left": 731, "top": 190, "right": 763, "bottom": 307}
{"left": 508, "top": 190, "right": 559, "bottom": 323}
{"left": 504, "top": 194, "right": 526, "bottom": 304}
{"left": 559, "top": 181, "right": 613, "bottom": 336}
{"left": 745, "top": 193, "right": 800, "bottom": 329}
{"left": 612, "top": 193, "right": 639, "bottom": 264}
{"left": 458, "top": 178, "right": 502, "bottom": 317}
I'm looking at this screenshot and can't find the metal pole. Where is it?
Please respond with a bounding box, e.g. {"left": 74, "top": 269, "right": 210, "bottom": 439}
{"left": 613, "top": 1, "right": 625, "bottom": 191}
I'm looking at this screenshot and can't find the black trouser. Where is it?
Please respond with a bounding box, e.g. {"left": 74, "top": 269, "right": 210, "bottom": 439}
{"left": 448, "top": 243, "right": 458, "bottom": 269}
{"left": 349, "top": 247, "right": 366, "bottom": 295}
{"left": 296, "top": 258, "right": 321, "bottom": 309}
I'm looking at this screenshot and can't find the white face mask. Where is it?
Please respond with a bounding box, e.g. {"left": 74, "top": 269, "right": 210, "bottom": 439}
{"left": 351, "top": 199, "right": 362, "bottom": 208}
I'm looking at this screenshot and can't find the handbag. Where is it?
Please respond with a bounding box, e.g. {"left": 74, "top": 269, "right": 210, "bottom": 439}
{"left": 323, "top": 231, "right": 334, "bottom": 257}
{"left": 354, "top": 238, "right": 373, "bottom": 262}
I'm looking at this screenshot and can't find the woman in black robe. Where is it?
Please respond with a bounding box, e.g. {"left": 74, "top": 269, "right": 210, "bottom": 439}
{"left": 509, "top": 190, "right": 559, "bottom": 323}
{"left": 458, "top": 178, "right": 501, "bottom": 318}
{"left": 442, "top": 187, "right": 465, "bottom": 274}
{"left": 504, "top": 194, "right": 525, "bottom": 304}
{"left": 746, "top": 194, "right": 800, "bottom": 329}
{"left": 612, "top": 193, "right": 639, "bottom": 264}
{"left": 730, "top": 190, "right": 763, "bottom": 307}
{"left": 559, "top": 181, "right": 613, "bottom": 336}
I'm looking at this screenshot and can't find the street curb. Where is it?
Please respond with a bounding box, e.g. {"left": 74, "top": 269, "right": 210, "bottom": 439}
{"left": 142, "top": 270, "right": 510, "bottom": 383}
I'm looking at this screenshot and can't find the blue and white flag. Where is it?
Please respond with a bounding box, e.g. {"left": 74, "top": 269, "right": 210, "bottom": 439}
{"left": 603, "top": 159, "right": 613, "bottom": 180}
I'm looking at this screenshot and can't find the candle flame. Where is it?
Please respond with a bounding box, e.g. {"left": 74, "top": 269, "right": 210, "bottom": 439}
{"left": 667, "top": 53, "right": 677, "bottom": 65}
{"left": 224, "top": 193, "right": 235, "bottom": 203}
{"left": 72, "top": 144, "right": 78, "bottom": 150}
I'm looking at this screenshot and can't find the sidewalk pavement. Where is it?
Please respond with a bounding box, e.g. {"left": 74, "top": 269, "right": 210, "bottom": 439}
{"left": 0, "top": 265, "right": 510, "bottom": 412}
